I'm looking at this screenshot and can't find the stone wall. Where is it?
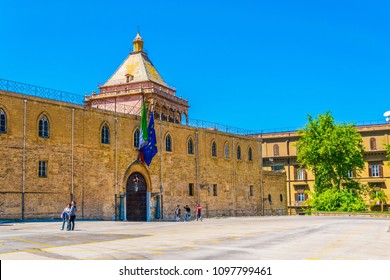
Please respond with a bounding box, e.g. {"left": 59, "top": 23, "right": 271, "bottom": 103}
{"left": 0, "top": 90, "right": 287, "bottom": 220}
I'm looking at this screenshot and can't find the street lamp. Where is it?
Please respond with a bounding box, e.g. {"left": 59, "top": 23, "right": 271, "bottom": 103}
{"left": 132, "top": 175, "right": 139, "bottom": 192}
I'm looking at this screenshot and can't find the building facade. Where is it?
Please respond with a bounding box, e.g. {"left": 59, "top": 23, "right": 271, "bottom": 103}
{"left": 260, "top": 125, "right": 390, "bottom": 214}
{"left": 0, "top": 33, "right": 287, "bottom": 221}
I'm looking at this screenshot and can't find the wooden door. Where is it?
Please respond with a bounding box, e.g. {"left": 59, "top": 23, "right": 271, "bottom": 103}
{"left": 126, "top": 172, "right": 147, "bottom": 221}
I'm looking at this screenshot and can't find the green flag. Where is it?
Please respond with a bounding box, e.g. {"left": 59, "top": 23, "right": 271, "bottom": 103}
{"left": 139, "top": 102, "right": 148, "bottom": 148}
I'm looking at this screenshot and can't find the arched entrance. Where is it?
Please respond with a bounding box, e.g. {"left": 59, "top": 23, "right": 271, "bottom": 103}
{"left": 126, "top": 172, "right": 147, "bottom": 221}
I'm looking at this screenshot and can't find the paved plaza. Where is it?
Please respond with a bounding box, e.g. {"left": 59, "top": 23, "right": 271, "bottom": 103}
{"left": 0, "top": 216, "right": 389, "bottom": 260}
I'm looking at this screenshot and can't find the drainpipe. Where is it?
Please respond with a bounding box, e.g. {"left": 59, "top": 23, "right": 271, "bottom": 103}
{"left": 260, "top": 133, "right": 264, "bottom": 216}
{"left": 160, "top": 121, "right": 164, "bottom": 219}
{"left": 114, "top": 116, "right": 118, "bottom": 220}
{"left": 196, "top": 129, "right": 199, "bottom": 204}
{"left": 81, "top": 108, "right": 85, "bottom": 220}
{"left": 287, "top": 136, "right": 291, "bottom": 215}
{"left": 22, "top": 99, "right": 27, "bottom": 221}
{"left": 114, "top": 98, "right": 119, "bottom": 220}
{"left": 233, "top": 137, "right": 236, "bottom": 216}
{"left": 71, "top": 109, "right": 74, "bottom": 202}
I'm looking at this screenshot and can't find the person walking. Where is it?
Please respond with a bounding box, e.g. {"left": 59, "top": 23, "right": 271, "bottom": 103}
{"left": 184, "top": 205, "right": 191, "bottom": 221}
{"left": 61, "top": 203, "right": 71, "bottom": 230}
{"left": 196, "top": 203, "right": 202, "bottom": 221}
{"left": 174, "top": 205, "right": 181, "bottom": 222}
{"left": 67, "top": 200, "right": 77, "bottom": 231}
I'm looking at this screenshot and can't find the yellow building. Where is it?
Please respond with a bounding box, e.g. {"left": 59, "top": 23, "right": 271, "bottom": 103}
{"left": 260, "top": 124, "right": 390, "bottom": 214}
{"left": 0, "top": 33, "right": 287, "bottom": 221}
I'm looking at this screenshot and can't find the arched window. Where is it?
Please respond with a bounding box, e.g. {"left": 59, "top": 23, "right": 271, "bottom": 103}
{"left": 273, "top": 144, "right": 279, "bottom": 156}
{"left": 188, "top": 138, "right": 194, "bottom": 155}
{"left": 134, "top": 129, "right": 140, "bottom": 148}
{"left": 38, "top": 115, "right": 50, "bottom": 138}
{"left": 280, "top": 194, "right": 283, "bottom": 202}
{"left": 225, "top": 143, "right": 230, "bottom": 158}
{"left": 211, "top": 141, "right": 217, "bottom": 157}
{"left": 101, "top": 123, "right": 110, "bottom": 144}
{"left": 165, "top": 134, "right": 172, "bottom": 152}
{"left": 248, "top": 147, "right": 253, "bottom": 161}
{"left": 0, "top": 109, "right": 7, "bottom": 134}
{"left": 268, "top": 194, "right": 272, "bottom": 202}
{"left": 237, "top": 145, "right": 241, "bottom": 160}
{"left": 370, "top": 138, "right": 377, "bottom": 151}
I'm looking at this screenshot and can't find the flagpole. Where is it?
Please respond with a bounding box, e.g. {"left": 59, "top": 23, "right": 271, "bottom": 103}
{"left": 137, "top": 88, "right": 145, "bottom": 162}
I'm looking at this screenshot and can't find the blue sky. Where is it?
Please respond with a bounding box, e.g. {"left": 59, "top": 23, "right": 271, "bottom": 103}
{"left": 1, "top": 0, "right": 389, "bottom": 132}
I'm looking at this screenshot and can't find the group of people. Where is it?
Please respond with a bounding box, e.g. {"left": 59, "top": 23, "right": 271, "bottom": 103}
{"left": 61, "top": 200, "right": 77, "bottom": 231}
{"left": 174, "top": 203, "right": 202, "bottom": 222}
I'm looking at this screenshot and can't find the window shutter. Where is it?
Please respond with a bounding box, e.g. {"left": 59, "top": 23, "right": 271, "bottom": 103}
{"left": 380, "top": 165, "right": 383, "bottom": 177}
{"left": 294, "top": 167, "right": 298, "bottom": 180}
{"left": 369, "top": 165, "right": 372, "bottom": 177}
{"left": 295, "top": 193, "right": 298, "bottom": 201}
{"left": 304, "top": 193, "right": 308, "bottom": 200}
{"left": 303, "top": 170, "right": 307, "bottom": 180}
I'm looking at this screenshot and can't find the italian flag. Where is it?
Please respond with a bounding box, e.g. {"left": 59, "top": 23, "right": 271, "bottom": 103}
{"left": 139, "top": 102, "right": 148, "bottom": 149}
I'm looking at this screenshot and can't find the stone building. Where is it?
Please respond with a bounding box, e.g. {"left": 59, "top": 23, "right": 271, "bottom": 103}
{"left": 260, "top": 125, "right": 390, "bottom": 214}
{"left": 0, "top": 33, "right": 287, "bottom": 221}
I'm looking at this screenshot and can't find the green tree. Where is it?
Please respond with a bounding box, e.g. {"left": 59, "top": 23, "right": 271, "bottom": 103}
{"left": 296, "top": 112, "right": 365, "bottom": 193}
{"left": 369, "top": 190, "right": 388, "bottom": 212}
{"left": 385, "top": 143, "right": 390, "bottom": 166}
{"left": 305, "top": 188, "right": 366, "bottom": 213}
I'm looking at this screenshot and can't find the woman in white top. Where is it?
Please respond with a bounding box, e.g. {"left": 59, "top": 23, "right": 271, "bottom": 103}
{"left": 61, "top": 203, "right": 71, "bottom": 230}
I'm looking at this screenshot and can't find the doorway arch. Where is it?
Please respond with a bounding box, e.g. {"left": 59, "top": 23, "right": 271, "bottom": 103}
{"left": 126, "top": 172, "right": 147, "bottom": 221}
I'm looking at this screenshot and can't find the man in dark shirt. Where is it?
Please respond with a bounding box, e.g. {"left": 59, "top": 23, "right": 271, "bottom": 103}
{"left": 184, "top": 205, "right": 191, "bottom": 221}
{"left": 67, "top": 200, "right": 77, "bottom": 230}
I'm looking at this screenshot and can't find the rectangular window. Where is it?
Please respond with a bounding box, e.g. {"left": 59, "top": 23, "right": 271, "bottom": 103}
{"left": 295, "top": 191, "right": 308, "bottom": 205}
{"left": 272, "top": 165, "right": 285, "bottom": 172}
{"left": 189, "top": 183, "right": 194, "bottom": 196}
{"left": 297, "top": 193, "right": 305, "bottom": 202}
{"left": 371, "top": 164, "right": 380, "bottom": 177}
{"left": 213, "top": 184, "right": 217, "bottom": 196}
{"left": 39, "top": 161, "right": 47, "bottom": 178}
{"left": 249, "top": 185, "right": 253, "bottom": 197}
{"left": 296, "top": 168, "right": 306, "bottom": 181}
{"left": 347, "top": 170, "right": 354, "bottom": 178}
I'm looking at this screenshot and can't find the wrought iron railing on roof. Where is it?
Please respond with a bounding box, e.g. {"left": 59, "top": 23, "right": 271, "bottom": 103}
{"left": 1, "top": 78, "right": 387, "bottom": 137}
{"left": 0, "top": 78, "right": 254, "bottom": 135}
{"left": 184, "top": 118, "right": 257, "bottom": 136}
{"left": 0, "top": 78, "right": 85, "bottom": 105}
